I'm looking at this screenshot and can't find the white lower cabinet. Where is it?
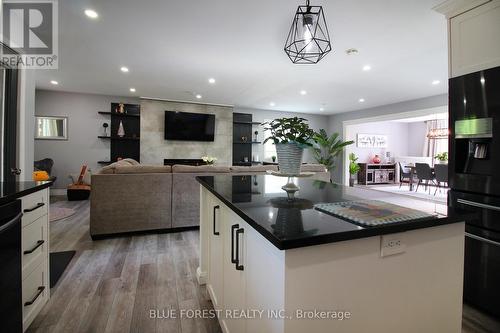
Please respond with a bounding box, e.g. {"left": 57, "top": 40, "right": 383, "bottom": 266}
{"left": 22, "top": 259, "right": 49, "bottom": 329}
{"left": 207, "top": 194, "right": 223, "bottom": 310}
{"left": 220, "top": 208, "right": 246, "bottom": 333}
{"left": 205, "top": 190, "right": 285, "bottom": 333}
{"left": 20, "top": 188, "right": 50, "bottom": 331}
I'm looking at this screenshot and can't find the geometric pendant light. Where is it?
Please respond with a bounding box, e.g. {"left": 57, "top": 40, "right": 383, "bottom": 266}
{"left": 284, "top": 0, "right": 332, "bottom": 64}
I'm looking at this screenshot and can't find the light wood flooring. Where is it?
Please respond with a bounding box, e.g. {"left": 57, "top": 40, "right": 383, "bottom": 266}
{"left": 27, "top": 199, "right": 222, "bottom": 333}
{"left": 28, "top": 198, "right": 500, "bottom": 333}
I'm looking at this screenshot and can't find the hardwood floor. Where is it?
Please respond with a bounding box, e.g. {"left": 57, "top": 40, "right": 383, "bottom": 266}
{"left": 28, "top": 198, "right": 500, "bottom": 333}
{"left": 28, "top": 198, "right": 221, "bottom": 333}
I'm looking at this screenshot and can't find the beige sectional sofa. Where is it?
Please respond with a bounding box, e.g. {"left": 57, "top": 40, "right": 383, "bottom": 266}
{"left": 90, "top": 160, "right": 329, "bottom": 238}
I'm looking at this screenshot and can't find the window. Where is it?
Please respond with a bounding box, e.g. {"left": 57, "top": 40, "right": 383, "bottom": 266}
{"left": 262, "top": 119, "right": 276, "bottom": 160}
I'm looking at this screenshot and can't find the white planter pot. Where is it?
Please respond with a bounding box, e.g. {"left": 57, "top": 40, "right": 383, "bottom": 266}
{"left": 275, "top": 143, "right": 304, "bottom": 175}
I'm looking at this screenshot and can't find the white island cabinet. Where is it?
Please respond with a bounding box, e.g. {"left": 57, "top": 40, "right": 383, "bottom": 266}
{"left": 198, "top": 186, "right": 465, "bottom": 333}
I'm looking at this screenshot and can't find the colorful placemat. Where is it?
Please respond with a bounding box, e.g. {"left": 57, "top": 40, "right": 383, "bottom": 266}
{"left": 314, "top": 200, "right": 436, "bottom": 227}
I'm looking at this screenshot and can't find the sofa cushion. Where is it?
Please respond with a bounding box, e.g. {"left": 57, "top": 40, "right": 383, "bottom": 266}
{"left": 114, "top": 165, "right": 172, "bottom": 174}
{"left": 230, "top": 165, "right": 278, "bottom": 173}
{"left": 172, "top": 165, "right": 230, "bottom": 173}
{"left": 98, "top": 161, "right": 171, "bottom": 174}
{"left": 300, "top": 164, "right": 328, "bottom": 172}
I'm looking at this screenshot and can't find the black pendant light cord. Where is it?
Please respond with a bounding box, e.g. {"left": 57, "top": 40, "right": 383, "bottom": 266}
{"left": 305, "top": 0, "right": 311, "bottom": 13}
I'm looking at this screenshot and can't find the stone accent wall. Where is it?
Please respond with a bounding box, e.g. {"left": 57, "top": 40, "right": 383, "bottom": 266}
{"left": 140, "top": 99, "right": 233, "bottom": 165}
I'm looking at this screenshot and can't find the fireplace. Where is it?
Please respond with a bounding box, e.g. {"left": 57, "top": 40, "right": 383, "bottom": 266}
{"left": 163, "top": 159, "right": 205, "bottom": 166}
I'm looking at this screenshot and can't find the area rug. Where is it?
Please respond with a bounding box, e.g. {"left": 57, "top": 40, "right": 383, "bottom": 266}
{"left": 370, "top": 185, "right": 448, "bottom": 204}
{"left": 50, "top": 206, "right": 76, "bottom": 222}
{"left": 50, "top": 251, "right": 76, "bottom": 288}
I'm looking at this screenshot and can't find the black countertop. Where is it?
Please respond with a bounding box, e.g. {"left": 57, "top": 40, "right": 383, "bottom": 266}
{"left": 0, "top": 181, "right": 52, "bottom": 206}
{"left": 197, "top": 175, "right": 463, "bottom": 250}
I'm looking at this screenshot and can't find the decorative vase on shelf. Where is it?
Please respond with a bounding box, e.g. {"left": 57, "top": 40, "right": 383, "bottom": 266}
{"left": 372, "top": 155, "right": 381, "bottom": 164}
{"left": 117, "top": 121, "right": 125, "bottom": 137}
{"left": 275, "top": 143, "right": 303, "bottom": 175}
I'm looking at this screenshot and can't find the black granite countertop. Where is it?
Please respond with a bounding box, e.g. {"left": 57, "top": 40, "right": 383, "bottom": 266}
{"left": 196, "top": 175, "right": 464, "bottom": 250}
{"left": 0, "top": 181, "right": 52, "bottom": 206}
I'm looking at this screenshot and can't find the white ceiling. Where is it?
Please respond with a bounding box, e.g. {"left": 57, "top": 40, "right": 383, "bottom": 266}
{"left": 35, "top": 0, "right": 448, "bottom": 115}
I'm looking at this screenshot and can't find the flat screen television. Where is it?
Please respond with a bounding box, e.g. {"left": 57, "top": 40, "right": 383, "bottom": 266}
{"left": 164, "top": 111, "right": 215, "bottom": 141}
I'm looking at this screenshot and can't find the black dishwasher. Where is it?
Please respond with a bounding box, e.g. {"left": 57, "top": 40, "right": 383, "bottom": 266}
{"left": 0, "top": 199, "right": 23, "bottom": 332}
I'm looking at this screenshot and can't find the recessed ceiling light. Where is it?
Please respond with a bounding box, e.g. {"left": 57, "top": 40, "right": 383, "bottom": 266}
{"left": 300, "top": 90, "right": 307, "bottom": 95}
{"left": 432, "top": 80, "right": 440, "bottom": 85}
{"left": 269, "top": 102, "right": 276, "bottom": 107}
{"left": 358, "top": 98, "right": 365, "bottom": 103}
{"left": 130, "top": 88, "right": 136, "bottom": 92}
{"left": 50, "top": 80, "right": 58, "bottom": 85}
{"left": 345, "top": 48, "right": 359, "bottom": 55}
{"left": 208, "top": 78, "right": 216, "bottom": 84}
{"left": 319, "top": 107, "right": 324, "bottom": 111}
{"left": 84, "top": 9, "right": 98, "bottom": 19}
{"left": 362, "top": 65, "right": 371, "bottom": 71}
{"left": 120, "top": 66, "right": 129, "bottom": 73}
{"left": 195, "top": 94, "right": 202, "bottom": 99}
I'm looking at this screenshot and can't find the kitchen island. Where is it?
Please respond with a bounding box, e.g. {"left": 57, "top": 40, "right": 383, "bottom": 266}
{"left": 196, "top": 175, "right": 464, "bottom": 333}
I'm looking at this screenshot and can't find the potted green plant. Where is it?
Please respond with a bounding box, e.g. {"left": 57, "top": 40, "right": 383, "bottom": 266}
{"left": 434, "top": 152, "right": 448, "bottom": 164}
{"left": 263, "top": 117, "right": 315, "bottom": 174}
{"left": 348, "top": 153, "right": 360, "bottom": 187}
{"left": 271, "top": 155, "right": 277, "bottom": 163}
{"left": 312, "top": 129, "right": 354, "bottom": 174}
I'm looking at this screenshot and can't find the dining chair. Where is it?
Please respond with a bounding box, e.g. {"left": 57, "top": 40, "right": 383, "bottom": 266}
{"left": 415, "top": 163, "right": 436, "bottom": 193}
{"left": 433, "top": 164, "right": 448, "bottom": 195}
{"left": 398, "top": 162, "right": 412, "bottom": 188}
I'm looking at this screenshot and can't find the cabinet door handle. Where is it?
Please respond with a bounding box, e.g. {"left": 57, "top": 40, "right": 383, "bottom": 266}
{"left": 231, "top": 224, "right": 239, "bottom": 264}
{"left": 23, "top": 202, "right": 45, "bottom": 213}
{"left": 23, "top": 240, "right": 45, "bottom": 255}
{"left": 235, "top": 228, "right": 244, "bottom": 271}
{"left": 24, "top": 286, "right": 45, "bottom": 306}
{"left": 213, "top": 205, "right": 220, "bottom": 236}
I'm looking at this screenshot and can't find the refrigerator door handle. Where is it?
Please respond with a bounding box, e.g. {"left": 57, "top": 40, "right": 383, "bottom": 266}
{"left": 457, "top": 199, "right": 500, "bottom": 212}
{"left": 465, "top": 232, "right": 500, "bottom": 247}
{"left": 0, "top": 212, "right": 23, "bottom": 233}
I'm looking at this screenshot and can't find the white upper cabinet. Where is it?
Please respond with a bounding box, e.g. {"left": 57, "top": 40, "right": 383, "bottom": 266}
{"left": 436, "top": 0, "right": 500, "bottom": 77}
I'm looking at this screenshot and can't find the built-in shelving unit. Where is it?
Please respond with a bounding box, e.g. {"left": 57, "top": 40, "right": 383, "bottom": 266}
{"left": 233, "top": 141, "right": 261, "bottom": 144}
{"left": 232, "top": 113, "right": 262, "bottom": 166}
{"left": 233, "top": 121, "right": 261, "bottom": 125}
{"left": 98, "top": 103, "right": 141, "bottom": 164}
{"left": 98, "top": 136, "right": 140, "bottom": 140}
{"left": 98, "top": 111, "right": 140, "bottom": 118}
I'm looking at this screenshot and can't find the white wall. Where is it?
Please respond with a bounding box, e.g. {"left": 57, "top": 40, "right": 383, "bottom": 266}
{"left": 407, "top": 122, "right": 427, "bottom": 156}
{"left": 345, "top": 121, "right": 410, "bottom": 164}
{"left": 34, "top": 90, "right": 139, "bottom": 188}
{"left": 235, "top": 107, "right": 329, "bottom": 163}
{"left": 328, "top": 94, "right": 448, "bottom": 183}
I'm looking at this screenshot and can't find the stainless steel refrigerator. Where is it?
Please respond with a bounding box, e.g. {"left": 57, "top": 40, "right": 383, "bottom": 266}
{"left": 448, "top": 65, "right": 500, "bottom": 318}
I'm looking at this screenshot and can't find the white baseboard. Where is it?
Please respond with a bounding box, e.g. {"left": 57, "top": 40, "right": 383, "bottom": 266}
{"left": 196, "top": 267, "right": 207, "bottom": 285}
{"left": 50, "top": 188, "right": 66, "bottom": 196}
